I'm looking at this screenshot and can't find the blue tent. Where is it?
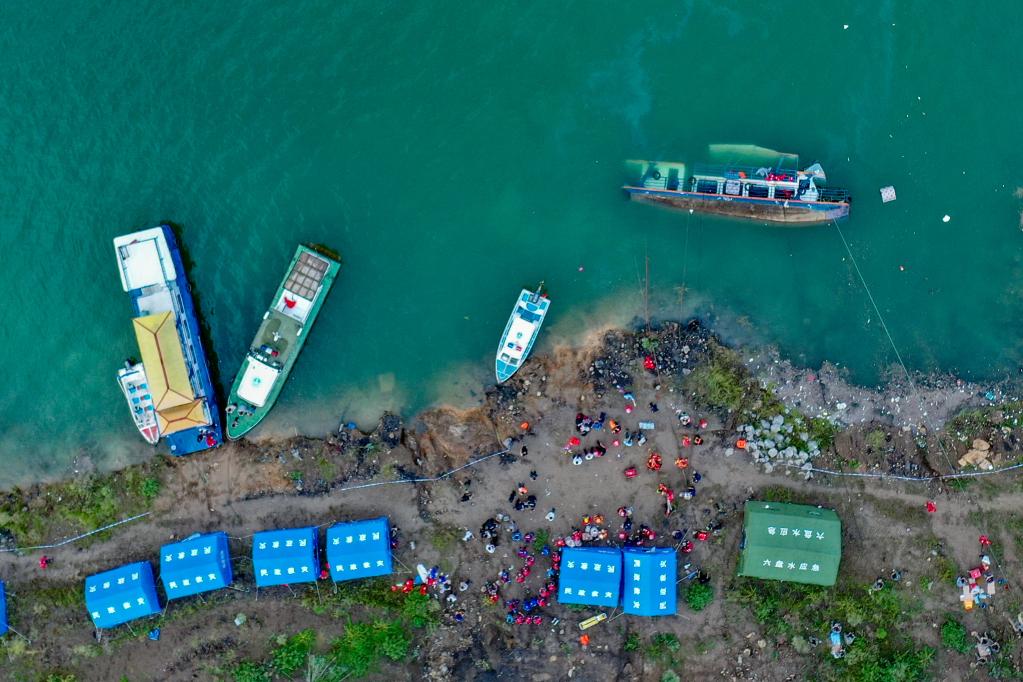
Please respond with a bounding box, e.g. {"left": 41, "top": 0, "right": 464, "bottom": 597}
{"left": 622, "top": 546, "right": 677, "bottom": 616}
{"left": 252, "top": 527, "right": 319, "bottom": 587}
{"left": 85, "top": 562, "right": 161, "bottom": 628}
{"left": 326, "top": 517, "right": 392, "bottom": 583}
{"left": 557, "top": 547, "right": 622, "bottom": 607}
{"left": 0, "top": 580, "right": 8, "bottom": 636}
{"left": 160, "top": 532, "right": 233, "bottom": 600}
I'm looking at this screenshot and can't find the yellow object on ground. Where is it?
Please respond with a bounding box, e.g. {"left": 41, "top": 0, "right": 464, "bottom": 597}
{"left": 578, "top": 613, "right": 607, "bottom": 630}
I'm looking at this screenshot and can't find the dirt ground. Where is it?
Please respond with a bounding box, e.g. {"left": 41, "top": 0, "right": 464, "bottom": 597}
{"left": 2, "top": 321, "right": 1023, "bottom": 681}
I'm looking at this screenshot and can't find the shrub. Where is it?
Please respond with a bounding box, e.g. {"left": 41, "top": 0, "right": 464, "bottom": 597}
{"left": 231, "top": 660, "right": 270, "bottom": 682}
{"left": 332, "top": 620, "right": 410, "bottom": 678}
{"left": 140, "top": 477, "right": 161, "bottom": 503}
{"left": 270, "top": 629, "right": 316, "bottom": 677}
{"left": 401, "top": 590, "right": 439, "bottom": 629}
{"left": 940, "top": 618, "right": 971, "bottom": 654}
{"left": 646, "top": 632, "right": 681, "bottom": 666}
{"left": 623, "top": 632, "right": 641, "bottom": 652}
{"left": 685, "top": 582, "right": 714, "bottom": 611}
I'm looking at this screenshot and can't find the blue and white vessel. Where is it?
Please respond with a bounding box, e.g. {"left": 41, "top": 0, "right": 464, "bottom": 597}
{"left": 113, "top": 225, "right": 222, "bottom": 455}
{"left": 495, "top": 284, "right": 550, "bottom": 384}
{"left": 624, "top": 145, "right": 851, "bottom": 225}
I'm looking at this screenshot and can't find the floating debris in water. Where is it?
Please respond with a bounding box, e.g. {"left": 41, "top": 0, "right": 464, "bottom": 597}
{"left": 880, "top": 186, "right": 896, "bottom": 203}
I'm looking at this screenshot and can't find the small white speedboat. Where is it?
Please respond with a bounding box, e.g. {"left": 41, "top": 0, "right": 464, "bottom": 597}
{"left": 495, "top": 284, "right": 550, "bottom": 384}
{"left": 117, "top": 361, "right": 160, "bottom": 444}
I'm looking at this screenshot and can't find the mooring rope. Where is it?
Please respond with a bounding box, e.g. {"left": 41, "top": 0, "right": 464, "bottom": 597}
{"left": 0, "top": 511, "right": 152, "bottom": 554}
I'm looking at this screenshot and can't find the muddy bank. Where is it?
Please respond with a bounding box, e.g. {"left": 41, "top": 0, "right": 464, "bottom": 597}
{"left": 2, "top": 318, "right": 1023, "bottom": 681}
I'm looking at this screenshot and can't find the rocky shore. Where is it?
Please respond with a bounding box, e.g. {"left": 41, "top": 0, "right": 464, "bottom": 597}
{"left": 2, "top": 317, "right": 1022, "bottom": 681}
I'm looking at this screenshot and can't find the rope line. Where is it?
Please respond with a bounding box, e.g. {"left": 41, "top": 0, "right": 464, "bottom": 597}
{"left": 0, "top": 512, "right": 152, "bottom": 554}
{"left": 772, "top": 459, "right": 1023, "bottom": 482}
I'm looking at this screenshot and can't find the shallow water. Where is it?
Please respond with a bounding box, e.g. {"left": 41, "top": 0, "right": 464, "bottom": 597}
{"left": 1, "top": 2, "right": 1022, "bottom": 484}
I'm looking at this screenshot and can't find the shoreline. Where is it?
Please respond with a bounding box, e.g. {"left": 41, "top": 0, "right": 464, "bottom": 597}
{"left": 3, "top": 315, "right": 1023, "bottom": 679}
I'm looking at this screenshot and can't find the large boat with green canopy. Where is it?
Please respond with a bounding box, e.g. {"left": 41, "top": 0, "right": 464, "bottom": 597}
{"left": 225, "top": 245, "right": 341, "bottom": 440}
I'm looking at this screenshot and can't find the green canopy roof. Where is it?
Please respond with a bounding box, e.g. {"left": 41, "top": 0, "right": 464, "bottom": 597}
{"left": 737, "top": 501, "right": 842, "bottom": 586}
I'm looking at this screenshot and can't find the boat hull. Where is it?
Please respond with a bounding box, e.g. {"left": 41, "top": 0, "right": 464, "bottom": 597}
{"left": 624, "top": 187, "right": 849, "bottom": 224}
{"left": 495, "top": 289, "right": 549, "bottom": 384}
{"left": 225, "top": 245, "right": 341, "bottom": 440}
{"left": 114, "top": 225, "right": 223, "bottom": 455}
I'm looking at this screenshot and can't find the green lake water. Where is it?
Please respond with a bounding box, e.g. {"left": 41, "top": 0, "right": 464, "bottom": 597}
{"left": 2, "top": 2, "right": 1022, "bottom": 485}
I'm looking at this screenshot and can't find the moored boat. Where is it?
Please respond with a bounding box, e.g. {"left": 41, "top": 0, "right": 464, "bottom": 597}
{"left": 623, "top": 145, "right": 850, "bottom": 225}
{"left": 495, "top": 284, "right": 550, "bottom": 384}
{"left": 116, "top": 361, "right": 159, "bottom": 444}
{"left": 225, "top": 245, "right": 341, "bottom": 440}
{"left": 113, "top": 225, "right": 222, "bottom": 454}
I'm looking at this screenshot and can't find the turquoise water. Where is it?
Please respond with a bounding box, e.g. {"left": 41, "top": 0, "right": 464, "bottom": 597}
{"left": 2, "top": 2, "right": 1022, "bottom": 484}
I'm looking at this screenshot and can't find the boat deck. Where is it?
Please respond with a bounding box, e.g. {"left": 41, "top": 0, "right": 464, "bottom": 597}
{"left": 284, "top": 252, "right": 330, "bottom": 301}
{"left": 496, "top": 290, "right": 549, "bottom": 383}
{"left": 253, "top": 312, "right": 302, "bottom": 367}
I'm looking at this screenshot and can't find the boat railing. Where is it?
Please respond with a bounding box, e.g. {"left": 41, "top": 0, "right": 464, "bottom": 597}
{"left": 818, "top": 188, "right": 851, "bottom": 203}
{"left": 691, "top": 163, "right": 797, "bottom": 183}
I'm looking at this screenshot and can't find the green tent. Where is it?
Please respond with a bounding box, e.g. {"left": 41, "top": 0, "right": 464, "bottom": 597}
{"left": 737, "top": 501, "right": 842, "bottom": 586}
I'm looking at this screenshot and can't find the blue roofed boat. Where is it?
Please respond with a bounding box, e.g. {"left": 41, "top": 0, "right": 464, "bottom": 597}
{"left": 495, "top": 284, "right": 550, "bottom": 384}
{"left": 113, "top": 225, "right": 223, "bottom": 455}
{"left": 624, "top": 144, "right": 851, "bottom": 225}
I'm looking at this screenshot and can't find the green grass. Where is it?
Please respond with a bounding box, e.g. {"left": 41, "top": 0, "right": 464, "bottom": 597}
{"left": 730, "top": 578, "right": 934, "bottom": 681}
{"left": 0, "top": 462, "right": 165, "bottom": 546}
{"left": 300, "top": 578, "right": 439, "bottom": 630}
{"left": 685, "top": 582, "right": 714, "bottom": 611}
{"left": 866, "top": 429, "right": 888, "bottom": 451}
{"left": 645, "top": 632, "right": 681, "bottom": 667}
{"left": 939, "top": 617, "right": 971, "bottom": 654}
{"left": 270, "top": 630, "right": 317, "bottom": 677}
{"left": 330, "top": 619, "right": 411, "bottom": 678}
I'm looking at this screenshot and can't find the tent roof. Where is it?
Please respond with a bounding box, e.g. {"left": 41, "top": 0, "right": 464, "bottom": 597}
{"left": 738, "top": 501, "right": 842, "bottom": 586}
{"left": 557, "top": 547, "right": 622, "bottom": 607}
{"left": 622, "top": 547, "right": 677, "bottom": 616}
{"left": 326, "top": 517, "right": 393, "bottom": 582}
{"left": 133, "top": 312, "right": 193, "bottom": 411}
{"left": 0, "top": 580, "right": 7, "bottom": 636}
{"left": 85, "top": 562, "right": 160, "bottom": 628}
{"left": 157, "top": 398, "right": 209, "bottom": 435}
{"left": 160, "top": 532, "right": 233, "bottom": 600}
{"left": 252, "top": 527, "right": 318, "bottom": 587}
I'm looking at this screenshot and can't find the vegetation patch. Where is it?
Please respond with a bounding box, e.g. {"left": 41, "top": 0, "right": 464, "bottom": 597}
{"left": 730, "top": 578, "right": 934, "bottom": 681}
{"left": 683, "top": 342, "right": 840, "bottom": 449}
{"left": 939, "top": 617, "right": 971, "bottom": 654}
{"left": 685, "top": 582, "right": 714, "bottom": 612}
{"left": 0, "top": 461, "right": 166, "bottom": 547}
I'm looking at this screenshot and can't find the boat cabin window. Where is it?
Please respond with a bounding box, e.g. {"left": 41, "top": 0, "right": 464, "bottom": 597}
{"left": 748, "top": 184, "right": 770, "bottom": 198}
{"left": 695, "top": 179, "right": 718, "bottom": 194}
{"left": 775, "top": 187, "right": 795, "bottom": 200}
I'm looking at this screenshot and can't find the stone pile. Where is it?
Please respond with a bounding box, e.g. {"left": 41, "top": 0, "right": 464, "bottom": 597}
{"left": 737, "top": 414, "right": 822, "bottom": 479}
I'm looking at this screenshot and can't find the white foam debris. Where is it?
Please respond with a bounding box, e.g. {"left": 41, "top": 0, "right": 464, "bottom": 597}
{"left": 943, "top": 215, "right": 951, "bottom": 223}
